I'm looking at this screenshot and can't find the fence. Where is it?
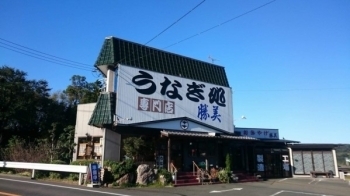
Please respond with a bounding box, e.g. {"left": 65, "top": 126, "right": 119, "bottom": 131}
{"left": 0, "top": 161, "right": 87, "bottom": 185}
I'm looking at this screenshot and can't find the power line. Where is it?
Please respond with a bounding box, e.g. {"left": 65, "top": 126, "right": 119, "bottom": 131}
{"left": 120, "top": 0, "right": 277, "bottom": 66}
{"left": 0, "top": 41, "right": 93, "bottom": 71}
{"left": 0, "top": 45, "right": 93, "bottom": 72}
{"left": 144, "top": 0, "right": 206, "bottom": 45}
{"left": 234, "top": 87, "right": 350, "bottom": 92}
{"left": 116, "top": 0, "right": 206, "bottom": 65}
{"left": 164, "top": 0, "right": 277, "bottom": 48}
{"left": 0, "top": 37, "right": 92, "bottom": 68}
{"left": 1, "top": 0, "right": 276, "bottom": 74}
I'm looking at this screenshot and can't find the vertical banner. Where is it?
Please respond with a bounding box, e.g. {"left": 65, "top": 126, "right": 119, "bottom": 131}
{"left": 88, "top": 163, "right": 100, "bottom": 185}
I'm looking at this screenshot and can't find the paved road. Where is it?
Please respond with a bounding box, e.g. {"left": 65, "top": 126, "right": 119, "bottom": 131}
{"left": 0, "top": 175, "right": 349, "bottom": 196}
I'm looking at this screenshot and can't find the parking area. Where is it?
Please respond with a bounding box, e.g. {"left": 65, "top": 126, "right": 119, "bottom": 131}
{"left": 139, "top": 177, "right": 350, "bottom": 196}
{"left": 1, "top": 174, "right": 349, "bottom": 196}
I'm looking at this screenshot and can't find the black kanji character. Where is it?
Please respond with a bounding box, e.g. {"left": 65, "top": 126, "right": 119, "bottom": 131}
{"left": 208, "top": 87, "right": 226, "bottom": 107}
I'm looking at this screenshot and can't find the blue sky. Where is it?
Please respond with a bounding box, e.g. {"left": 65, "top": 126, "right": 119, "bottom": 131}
{"left": 1, "top": 0, "right": 349, "bottom": 144}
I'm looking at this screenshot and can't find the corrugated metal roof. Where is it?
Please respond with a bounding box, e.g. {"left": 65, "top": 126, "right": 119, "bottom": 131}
{"left": 95, "top": 36, "right": 230, "bottom": 87}
{"left": 261, "top": 139, "right": 300, "bottom": 143}
{"left": 287, "top": 143, "right": 340, "bottom": 149}
{"left": 88, "top": 92, "right": 116, "bottom": 128}
{"left": 160, "top": 130, "right": 258, "bottom": 141}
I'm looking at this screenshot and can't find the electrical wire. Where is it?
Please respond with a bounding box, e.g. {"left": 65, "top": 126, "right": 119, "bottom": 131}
{"left": 0, "top": 45, "right": 93, "bottom": 72}
{"left": 234, "top": 87, "right": 350, "bottom": 92}
{"left": 0, "top": 41, "right": 93, "bottom": 71}
{"left": 164, "top": 0, "right": 277, "bottom": 49}
{"left": 144, "top": 0, "right": 206, "bottom": 45}
{"left": 0, "top": 38, "right": 92, "bottom": 68}
{"left": 1, "top": 0, "right": 276, "bottom": 74}
{"left": 119, "top": 0, "right": 277, "bottom": 66}
{"left": 115, "top": 0, "right": 206, "bottom": 66}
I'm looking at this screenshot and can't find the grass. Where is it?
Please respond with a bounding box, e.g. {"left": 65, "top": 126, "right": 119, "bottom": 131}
{"left": 345, "top": 175, "right": 350, "bottom": 180}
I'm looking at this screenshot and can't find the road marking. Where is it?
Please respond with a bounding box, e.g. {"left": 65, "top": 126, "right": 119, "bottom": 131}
{"left": 0, "top": 191, "right": 20, "bottom": 196}
{"left": 308, "top": 179, "right": 316, "bottom": 184}
{"left": 209, "top": 188, "right": 242, "bottom": 193}
{"left": 270, "top": 190, "right": 283, "bottom": 196}
{"left": 314, "top": 179, "right": 322, "bottom": 185}
{"left": 0, "top": 178, "right": 130, "bottom": 196}
{"left": 308, "top": 179, "right": 323, "bottom": 185}
{"left": 270, "top": 190, "right": 333, "bottom": 196}
{"left": 278, "top": 178, "right": 288, "bottom": 182}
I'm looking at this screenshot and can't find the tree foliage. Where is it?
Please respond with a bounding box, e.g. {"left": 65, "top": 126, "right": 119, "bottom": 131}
{"left": 0, "top": 65, "right": 99, "bottom": 164}
{"left": 123, "top": 137, "right": 151, "bottom": 161}
{"left": 0, "top": 66, "right": 52, "bottom": 142}
{"left": 1, "top": 136, "right": 51, "bottom": 164}
{"left": 225, "top": 153, "right": 232, "bottom": 172}
{"left": 63, "top": 75, "right": 102, "bottom": 105}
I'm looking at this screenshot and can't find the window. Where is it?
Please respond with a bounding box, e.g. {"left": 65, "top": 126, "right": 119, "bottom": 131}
{"left": 188, "top": 141, "right": 215, "bottom": 157}
{"left": 94, "top": 144, "right": 101, "bottom": 155}
{"left": 78, "top": 143, "right": 86, "bottom": 156}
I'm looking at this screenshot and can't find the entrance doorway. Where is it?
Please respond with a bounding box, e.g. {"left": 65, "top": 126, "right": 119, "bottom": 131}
{"left": 264, "top": 149, "right": 290, "bottom": 178}
{"left": 171, "top": 141, "right": 183, "bottom": 171}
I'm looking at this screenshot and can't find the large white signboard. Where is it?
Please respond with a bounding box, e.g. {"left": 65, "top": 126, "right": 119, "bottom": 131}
{"left": 115, "top": 64, "right": 234, "bottom": 132}
{"left": 234, "top": 128, "right": 279, "bottom": 139}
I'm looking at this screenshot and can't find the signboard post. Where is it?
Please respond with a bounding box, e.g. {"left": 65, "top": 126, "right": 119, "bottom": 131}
{"left": 86, "top": 163, "right": 100, "bottom": 188}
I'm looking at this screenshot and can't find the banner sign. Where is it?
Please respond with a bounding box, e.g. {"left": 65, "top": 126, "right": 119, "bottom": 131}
{"left": 235, "top": 128, "right": 279, "bottom": 139}
{"left": 88, "top": 163, "right": 100, "bottom": 184}
{"left": 116, "top": 64, "right": 234, "bottom": 132}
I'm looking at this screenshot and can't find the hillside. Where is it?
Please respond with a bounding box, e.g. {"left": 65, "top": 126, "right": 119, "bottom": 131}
{"left": 336, "top": 144, "right": 350, "bottom": 166}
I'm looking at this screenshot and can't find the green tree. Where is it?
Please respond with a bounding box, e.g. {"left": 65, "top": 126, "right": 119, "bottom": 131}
{"left": 225, "top": 153, "right": 232, "bottom": 172}
{"left": 123, "top": 137, "right": 150, "bottom": 161}
{"left": 64, "top": 75, "right": 102, "bottom": 105}
{"left": 56, "top": 125, "right": 76, "bottom": 163}
{"left": 0, "top": 66, "right": 52, "bottom": 143}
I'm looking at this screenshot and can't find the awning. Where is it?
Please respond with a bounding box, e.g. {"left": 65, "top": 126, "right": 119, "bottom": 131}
{"left": 88, "top": 92, "right": 116, "bottom": 128}
{"left": 261, "top": 139, "right": 300, "bottom": 144}
{"left": 160, "top": 130, "right": 258, "bottom": 141}
{"left": 287, "top": 143, "right": 341, "bottom": 149}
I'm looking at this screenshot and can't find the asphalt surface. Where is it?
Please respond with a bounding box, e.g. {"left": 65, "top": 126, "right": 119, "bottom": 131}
{"left": 0, "top": 174, "right": 349, "bottom": 196}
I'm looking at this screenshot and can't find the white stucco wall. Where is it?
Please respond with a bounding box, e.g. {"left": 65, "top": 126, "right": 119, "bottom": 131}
{"left": 73, "top": 103, "right": 103, "bottom": 161}
{"left": 74, "top": 103, "right": 122, "bottom": 162}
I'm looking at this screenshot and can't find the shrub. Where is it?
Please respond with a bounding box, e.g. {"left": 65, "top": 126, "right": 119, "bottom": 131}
{"left": 68, "top": 173, "right": 79, "bottom": 181}
{"left": 49, "top": 172, "right": 62, "bottom": 179}
{"left": 157, "top": 168, "right": 172, "bottom": 184}
{"left": 104, "top": 159, "right": 136, "bottom": 181}
{"left": 225, "top": 153, "right": 232, "bottom": 172}
{"left": 218, "top": 169, "right": 230, "bottom": 183}
{"left": 70, "top": 159, "right": 96, "bottom": 166}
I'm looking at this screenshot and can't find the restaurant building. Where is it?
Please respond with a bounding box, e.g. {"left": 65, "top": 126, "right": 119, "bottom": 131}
{"left": 73, "top": 36, "right": 339, "bottom": 180}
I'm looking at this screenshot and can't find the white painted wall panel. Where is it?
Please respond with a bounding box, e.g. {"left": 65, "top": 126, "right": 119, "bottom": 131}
{"left": 116, "top": 64, "right": 234, "bottom": 132}
{"left": 73, "top": 103, "right": 104, "bottom": 161}
{"left": 136, "top": 119, "right": 220, "bottom": 133}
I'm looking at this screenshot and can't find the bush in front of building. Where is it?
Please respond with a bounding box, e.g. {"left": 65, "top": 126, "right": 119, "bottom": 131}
{"left": 103, "top": 159, "right": 137, "bottom": 185}
{"left": 68, "top": 159, "right": 96, "bottom": 181}
{"left": 225, "top": 153, "right": 232, "bottom": 172}
{"left": 157, "top": 168, "right": 172, "bottom": 185}
{"left": 218, "top": 169, "right": 230, "bottom": 183}
{"left": 217, "top": 153, "right": 232, "bottom": 183}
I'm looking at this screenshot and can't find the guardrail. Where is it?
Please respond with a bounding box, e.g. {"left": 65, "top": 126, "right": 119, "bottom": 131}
{"left": 339, "top": 171, "right": 350, "bottom": 180}
{"left": 0, "top": 161, "right": 87, "bottom": 185}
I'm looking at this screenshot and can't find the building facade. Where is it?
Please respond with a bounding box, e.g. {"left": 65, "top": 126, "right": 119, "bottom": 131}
{"left": 73, "top": 36, "right": 339, "bottom": 179}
